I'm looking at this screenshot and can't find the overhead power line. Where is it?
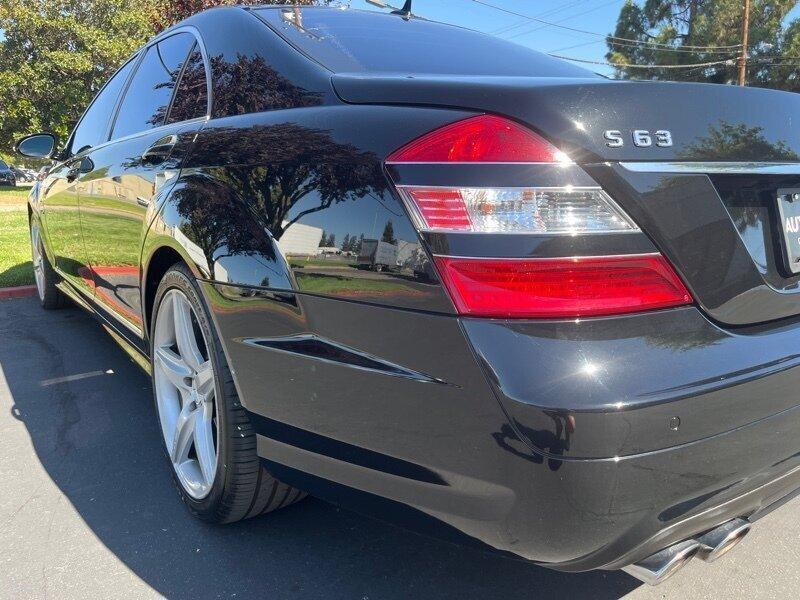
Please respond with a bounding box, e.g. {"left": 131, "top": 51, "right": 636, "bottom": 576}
{"left": 605, "top": 38, "right": 740, "bottom": 54}
{"left": 549, "top": 38, "right": 738, "bottom": 56}
{"left": 506, "top": 0, "right": 624, "bottom": 41}
{"left": 472, "top": 0, "right": 743, "bottom": 51}
{"left": 548, "top": 54, "right": 737, "bottom": 69}
{"left": 549, "top": 39, "right": 604, "bottom": 53}
{"left": 491, "top": 0, "right": 588, "bottom": 35}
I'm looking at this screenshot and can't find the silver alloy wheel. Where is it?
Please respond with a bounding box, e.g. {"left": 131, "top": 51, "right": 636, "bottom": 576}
{"left": 30, "top": 224, "right": 45, "bottom": 301}
{"left": 153, "top": 289, "right": 219, "bottom": 499}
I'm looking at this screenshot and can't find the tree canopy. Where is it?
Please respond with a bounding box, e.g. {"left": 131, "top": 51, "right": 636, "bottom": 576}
{"left": 0, "top": 0, "right": 322, "bottom": 161}
{"left": 607, "top": 0, "right": 800, "bottom": 90}
{"left": 0, "top": 0, "right": 157, "bottom": 159}
{"left": 157, "top": 0, "right": 323, "bottom": 31}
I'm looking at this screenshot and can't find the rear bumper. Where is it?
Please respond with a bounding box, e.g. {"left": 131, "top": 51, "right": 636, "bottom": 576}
{"left": 461, "top": 305, "right": 800, "bottom": 570}
{"left": 528, "top": 402, "right": 800, "bottom": 572}
{"left": 203, "top": 281, "right": 800, "bottom": 572}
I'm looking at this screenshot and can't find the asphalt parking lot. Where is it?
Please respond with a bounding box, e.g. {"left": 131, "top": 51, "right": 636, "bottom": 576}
{"left": 3, "top": 296, "right": 800, "bottom": 599}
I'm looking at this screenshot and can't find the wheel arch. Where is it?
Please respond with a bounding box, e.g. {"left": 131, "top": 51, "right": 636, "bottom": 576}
{"left": 141, "top": 241, "right": 203, "bottom": 341}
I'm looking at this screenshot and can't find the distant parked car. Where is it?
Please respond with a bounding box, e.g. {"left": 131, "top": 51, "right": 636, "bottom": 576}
{"left": 10, "top": 165, "right": 35, "bottom": 183}
{"left": 0, "top": 160, "right": 16, "bottom": 186}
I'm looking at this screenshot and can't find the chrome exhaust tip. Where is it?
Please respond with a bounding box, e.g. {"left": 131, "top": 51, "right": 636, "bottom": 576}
{"left": 696, "top": 518, "right": 751, "bottom": 563}
{"left": 622, "top": 539, "right": 700, "bottom": 586}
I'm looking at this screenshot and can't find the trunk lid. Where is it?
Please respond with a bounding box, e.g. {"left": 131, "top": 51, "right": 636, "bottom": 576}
{"left": 335, "top": 74, "right": 800, "bottom": 325}
{"left": 332, "top": 74, "right": 800, "bottom": 162}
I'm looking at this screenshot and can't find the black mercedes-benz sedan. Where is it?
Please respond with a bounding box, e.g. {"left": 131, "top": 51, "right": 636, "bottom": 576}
{"left": 16, "top": 4, "right": 800, "bottom": 585}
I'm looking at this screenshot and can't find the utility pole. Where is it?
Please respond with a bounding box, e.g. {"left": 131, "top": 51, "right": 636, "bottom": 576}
{"left": 737, "top": 0, "right": 751, "bottom": 86}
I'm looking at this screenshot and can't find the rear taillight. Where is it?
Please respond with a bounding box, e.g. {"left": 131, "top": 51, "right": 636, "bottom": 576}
{"left": 397, "top": 186, "right": 637, "bottom": 234}
{"left": 388, "top": 114, "right": 693, "bottom": 318}
{"left": 433, "top": 255, "right": 692, "bottom": 318}
{"left": 386, "top": 114, "right": 569, "bottom": 163}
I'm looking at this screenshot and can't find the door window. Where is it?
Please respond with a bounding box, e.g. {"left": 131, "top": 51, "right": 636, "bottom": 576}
{"left": 112, "top": 32, "right": 195, "bottom": 140}
{"left": 167, "top": 43, "right": 209, "bottom": 123}
{"left": 70, "top": 57, "right": 136, "bottom": 154}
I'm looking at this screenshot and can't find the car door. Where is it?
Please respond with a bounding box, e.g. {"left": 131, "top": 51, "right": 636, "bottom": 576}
{"left": 78, "top": 32, "right": 210, "bottom": 334}
{"left": 40, "top": 57, "right": 137, "bottom": 295}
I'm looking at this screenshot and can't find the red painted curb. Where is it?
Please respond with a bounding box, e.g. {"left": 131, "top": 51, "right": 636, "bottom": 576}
{"left": 0, "top": 285, "right": 37, "bottom": 299}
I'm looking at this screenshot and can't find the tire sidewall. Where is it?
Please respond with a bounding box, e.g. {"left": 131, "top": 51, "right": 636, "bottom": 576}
{"left": 30, "top": 221, "right": 44, "bottom": 304}
{"left": 150, "top": 265, "right": 232, "bottom": 517}
{"left": 30, "top": 218, "right": 56, "bottom": 307}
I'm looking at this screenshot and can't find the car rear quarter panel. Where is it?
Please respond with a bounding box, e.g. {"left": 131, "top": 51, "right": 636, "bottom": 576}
{"left": 164, "top": 104, "right": 477, "bottom": 311}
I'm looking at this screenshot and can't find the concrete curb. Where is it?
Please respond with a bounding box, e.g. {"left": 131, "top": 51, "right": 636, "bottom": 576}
{"left": 0, "top": 285, "right": 37, "bottom": 300}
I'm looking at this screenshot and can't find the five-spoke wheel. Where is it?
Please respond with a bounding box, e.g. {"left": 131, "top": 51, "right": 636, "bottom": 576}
{"left": 153, "top": 288, "right": 218, "bottom": 499}
{"left": 150, "top": 263, "right": 306, "bottom": 522}
{"left": 29, "top": 220, "right": 65, "bottom": 310}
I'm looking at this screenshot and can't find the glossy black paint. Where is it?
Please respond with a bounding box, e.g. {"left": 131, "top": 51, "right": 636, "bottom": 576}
{"left": 167, "top": 104, "right": 465, "bottom": 312}
{"left": 332, "top": 73, "right": 800, "bottom": 162}
{"left": 24, "top": 5, "right": 800, "bottom": 576}
{"left": 586, "top": 165, "right": 800, "bottom": 325}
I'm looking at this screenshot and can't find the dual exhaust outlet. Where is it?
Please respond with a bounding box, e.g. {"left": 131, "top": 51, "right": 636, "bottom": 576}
{"left": 622, "top": 518, "right": 751, "bottom": 586}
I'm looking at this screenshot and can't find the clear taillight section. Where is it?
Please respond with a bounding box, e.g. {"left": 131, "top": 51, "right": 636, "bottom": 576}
{"left": 397, "top": 186, "right": 638, "bottom": 234}
{"left": 388, "top": 114, "right": 693, "bottom": 318}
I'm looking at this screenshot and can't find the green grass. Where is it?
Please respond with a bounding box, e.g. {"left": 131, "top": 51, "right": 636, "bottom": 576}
{"left": 294, "top": 272, "right": 408, "bottom": 295}
{"left": 0, "top": 194, "right": 143, "bottom": 289}
{"left": 78, "top": 210, "right": 142, "bottom": 266}
{"left": 289, "top": 257, "right": 356, "bottom": 269}
{"left": 0, "top": 185, "right": 32, "bottom": 206}
{"left": 0, "top": 210, "right": 33, "bottom": 287}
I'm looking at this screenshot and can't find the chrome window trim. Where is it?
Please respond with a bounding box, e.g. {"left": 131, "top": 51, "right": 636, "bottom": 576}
{"left": 618, "top": 162, "right": 800, "bottom": 175}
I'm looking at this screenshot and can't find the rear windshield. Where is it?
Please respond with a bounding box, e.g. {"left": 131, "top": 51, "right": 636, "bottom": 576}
{"left": 256, "top": 8, "right": 595, "bottom": 78}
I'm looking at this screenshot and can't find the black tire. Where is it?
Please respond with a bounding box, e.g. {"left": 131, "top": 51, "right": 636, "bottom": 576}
{"left": 31, "top": 220, "right": 67, "bottom": 310}
{"left": 150, "top": 263, "right": 306, "bottom": 523}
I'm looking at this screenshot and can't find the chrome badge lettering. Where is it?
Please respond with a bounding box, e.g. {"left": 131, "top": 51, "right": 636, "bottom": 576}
{"left": 604, "top": 130, "right": 673, "bottom": 148}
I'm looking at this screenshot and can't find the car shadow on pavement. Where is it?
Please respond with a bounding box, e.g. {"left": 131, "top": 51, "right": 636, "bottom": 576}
{"left": 1, "top": 297, "right": 640, "bottom": 599}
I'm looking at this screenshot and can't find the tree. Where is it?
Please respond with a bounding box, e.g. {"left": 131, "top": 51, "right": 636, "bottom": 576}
{"left": 606, "top": 0, "right": 799, "bottom": 90}
{"left": 319, "top": 231, "right": 329, "bottom": 247}
{"left": 752, "top": 17, "right": 800, "bottom": 92}
{"left": 0, "top": 0, "right": 331, "bottom": 157}
{"left": 156, "top": 0, "right": 329, "bottom": 31}
{"left": 167, "top": 116, "right": 387, "bottom": 273}
{"left": 381, "top": 220, "right": 397, "bottom": 245}
{"left": 682, "top": 120, "right": 800, "bottom": 161}
{"left": 341, "top": 233, "right": 351, "bottom": 251}
{"left": 0, "top": 0, "right": 157, "bottom": 154}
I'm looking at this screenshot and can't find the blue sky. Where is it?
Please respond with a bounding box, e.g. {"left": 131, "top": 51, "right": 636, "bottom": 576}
{"left": 348, "top": 0, "right": 800, "bottom": 77}
{"left": 1, "top": 1, "right": 798, "bottom": 73}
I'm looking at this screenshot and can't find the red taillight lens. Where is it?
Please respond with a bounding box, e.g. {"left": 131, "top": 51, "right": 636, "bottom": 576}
{"left": 386, "top": 114, "right": 567, "bottom": 163}
{"left": 433, "top": 254, "right": 692, "bottom": 318}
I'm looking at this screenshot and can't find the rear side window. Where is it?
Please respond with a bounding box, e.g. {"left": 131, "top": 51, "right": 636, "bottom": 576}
{"left": 112, "top": 32, "right": 195, "bottom": 140}
{"left": 71, "top": 57, "right": 136, "bottom": 154}
{"left": 257, "top": 8, "right": 596, "bottom": 78}
{"left": 167, "top": 44, "right": 209, "bottom": 124}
